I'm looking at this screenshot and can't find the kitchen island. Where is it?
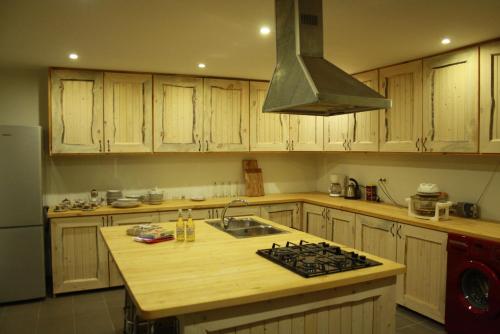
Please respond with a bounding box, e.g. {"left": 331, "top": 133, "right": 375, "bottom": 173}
{"left": 100, "top": 216, "right": 405, "bottom": 334}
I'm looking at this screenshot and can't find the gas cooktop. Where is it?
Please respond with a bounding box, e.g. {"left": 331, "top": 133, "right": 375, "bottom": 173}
{"left": 256, "top": 240, "right": 382, "bottom": 278}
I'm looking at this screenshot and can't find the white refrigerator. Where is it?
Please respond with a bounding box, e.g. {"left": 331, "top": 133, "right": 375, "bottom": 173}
{"left": 0, "top": 125, "right": 45, "bottom": 302}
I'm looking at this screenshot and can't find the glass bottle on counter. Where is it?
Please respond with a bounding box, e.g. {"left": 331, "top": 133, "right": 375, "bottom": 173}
{"left": 176, "top": 209, "right": 185, "bottom": 242}
{"left": 186, "top": 209, "right": 195, "bottom": 242}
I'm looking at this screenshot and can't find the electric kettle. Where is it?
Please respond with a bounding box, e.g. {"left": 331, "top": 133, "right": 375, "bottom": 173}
{"left": 345, "top": 178, "right": 361, "bottom": 199}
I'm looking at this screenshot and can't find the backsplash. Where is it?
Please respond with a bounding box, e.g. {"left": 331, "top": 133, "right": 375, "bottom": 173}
{"left": 317, "top": 153, "right": 500, "bottom": 221}
{"left": 44, "top": 153, "right": 319, "bottom": 206}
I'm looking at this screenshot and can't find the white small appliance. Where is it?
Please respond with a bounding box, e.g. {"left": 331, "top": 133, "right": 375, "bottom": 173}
{"left": 406, "top": 183, "right": 453, "bottom": 221}
{"left": 329, "top": 174, "right": 346, "bottom": 197}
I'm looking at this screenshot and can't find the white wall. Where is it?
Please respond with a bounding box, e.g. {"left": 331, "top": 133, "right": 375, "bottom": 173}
{"left": 317, "top": 153, "right": 500, "bottom": 221}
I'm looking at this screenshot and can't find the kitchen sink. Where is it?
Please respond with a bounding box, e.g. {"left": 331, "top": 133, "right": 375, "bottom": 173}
{"left": 206, "top": 218, "right": 288, "bottom": 238}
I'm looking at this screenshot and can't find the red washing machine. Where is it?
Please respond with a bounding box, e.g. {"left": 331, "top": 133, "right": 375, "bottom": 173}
{"left": 445, "top": 234, "right": 500, "bottom": 334}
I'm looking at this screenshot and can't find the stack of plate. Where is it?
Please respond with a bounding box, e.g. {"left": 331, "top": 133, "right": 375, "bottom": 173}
{"left": 106, "top": 190, "right": 123, "bottom": 205}
{"left": 112, "top": 198, "right": 141, "bottom": 208}
{"left": 147, "top": 190, "right": 164, "bottom": 205}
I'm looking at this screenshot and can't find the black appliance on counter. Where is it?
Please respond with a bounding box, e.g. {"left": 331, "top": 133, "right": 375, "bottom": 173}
{"left": 257, "top": 240, "right": 381, "bottom": 278}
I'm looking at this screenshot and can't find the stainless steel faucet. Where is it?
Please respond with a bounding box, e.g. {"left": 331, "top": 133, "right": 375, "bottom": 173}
{"left": 221, "top": 199, "right": 249, "bottom": 230}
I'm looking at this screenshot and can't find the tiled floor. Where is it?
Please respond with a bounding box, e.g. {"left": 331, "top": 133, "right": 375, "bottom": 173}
{"left": 0, "top": 288, "right": 446, "bottom": 334}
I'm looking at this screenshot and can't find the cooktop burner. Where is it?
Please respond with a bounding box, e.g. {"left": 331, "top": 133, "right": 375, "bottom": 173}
{"left": 256, "top": 240, "right": 382, "bottom": 278}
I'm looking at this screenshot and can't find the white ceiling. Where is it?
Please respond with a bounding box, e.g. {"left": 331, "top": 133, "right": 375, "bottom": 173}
{"left": 1, "top": 0, "right": 500, "bottom": 79}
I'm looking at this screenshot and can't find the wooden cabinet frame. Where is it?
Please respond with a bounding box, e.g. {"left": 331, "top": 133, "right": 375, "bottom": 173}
{"left": 480, "top": 41, "right": 500, "bottom": 152}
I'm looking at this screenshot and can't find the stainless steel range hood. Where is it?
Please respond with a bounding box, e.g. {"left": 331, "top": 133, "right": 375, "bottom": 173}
{"left": 263, "top": 0, "right": 391, "bottom": 116}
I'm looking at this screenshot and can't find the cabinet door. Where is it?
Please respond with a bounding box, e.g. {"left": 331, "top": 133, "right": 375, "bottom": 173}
{"left": 302, "top": 203, "right": 326, "bottom": 238}
{"left": 160, "top": 208, "right": 213, "bottom": 222}
{"left": 204, "top": 78, "right": 249, "bottom": 152}
{"left": 50, "top": 69, "right": 104, "bottom": 154}
{"left": 261, "top": 203, "right": 301, "bottom": 230}
{"left": 350, "top": 71, "right": 380, "bottom": 151}
{"left": 326, "top": 209, "right": 355, "bottom": 247}
{"left": 324, "top": 114, "right": 352, "bottom": 151}
{"left": 354, "top": 214, "right": 397, "bottom": 261}
{"left": 289, "top": 115, "right": 324, "bottom": 151}
{"left": 103, "top": 72, "right": 153, "bottom": 153}
{"left": 379, "top": 60, "right": 423, "bottom": 152}
{"left": 108, "top": 212, "right": 160, "bottom": 287}
{"left": 51, "top": 216, "right": 109, "bottom": 294}
{"left": 153, "top": 75, "right": 204, "bottom": 152}
{"left": 480, "top": 41, "right": 500, "bottom": 152}
{"left": 423, "top": 47, "right": 479, "bottom": 152}
{"left": 250, "top": 81, "right": 289, "bottom": 151}
{"left": 396, "top": 224, "right": 447, "bottom": 323}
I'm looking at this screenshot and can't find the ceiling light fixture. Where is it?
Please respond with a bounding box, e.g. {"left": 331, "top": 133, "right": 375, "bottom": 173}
{"left": 68, "top": 53, "right": 79, "bottom": 60}
{"left": 441, "top": 38, "right": 451, "bottom": 45}
{"left": 197, "top": 63, "right": 206, "bottom": 69}
{"left": 260, "top": 26, "right": 271, "bottom": 35}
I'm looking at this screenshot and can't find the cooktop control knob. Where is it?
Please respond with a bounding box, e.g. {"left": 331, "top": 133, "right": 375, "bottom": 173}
{"left": 352, "top": 252, "right": 359, "bottom": 259}
{"left": 360, "top": 255, "right": 366, "bottom": 262}
{"left": 334, "top": 247, "right": 342, "bottom": 255}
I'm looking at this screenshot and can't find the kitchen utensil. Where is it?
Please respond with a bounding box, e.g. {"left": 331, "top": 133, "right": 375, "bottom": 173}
{"left": 112, "top": 198, "right": 140, "bottom": 208}
{"left": 345, "top": 178, "right": 361, "bottom": 199}
{"left": 406, "top": 196, "right": 452, "bottom": 221}
{"left": 190, "top": 196, "right": 206, "bottom": 201}
{"left": 451, "top": 202, "right": 479, "bottom": 218}
{"left": 243, "top": 160, "right": 264, "bottom": 197}
{"left": 328, "top": 174, "right": 346, "bottom": 197}
{"left": 106, "top": 190, "right": 123, "bottom": 205}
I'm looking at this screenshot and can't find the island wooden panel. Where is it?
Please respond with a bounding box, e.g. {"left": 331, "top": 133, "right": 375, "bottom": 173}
{"left": 100, "top": 217, "right": 404, "bottom": 320}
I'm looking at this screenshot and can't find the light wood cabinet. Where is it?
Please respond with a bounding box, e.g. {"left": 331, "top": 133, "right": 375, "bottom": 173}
{"left": 50, "top": 69, "right": 104, "bottom": 154}
{"left": 153, "top": 75, "right": 204, "bottom": 152}
{"left": 289, "top": 115, "right": 324, "bottom": 151}
{"left": 261, "top": 203, "right": 301, "bottom": 230}
{"left": 324, "top": 70, "right": 379, "bottom": 152}
{"left": 160, "top": 209, "right": 213, "bottom": 222}
{"left": 354, "top": 214, "right": 397, "bottom": 261}
{"left": 379, "top": 60, "right": 423, "bottom": 152}
{"left": 423, "top": 47, "right": 479, "bottom": 152}
{"left": 108, "top": 213, "right": 160, "bottom": 287}
{"left": 480, "top": 41, "right": 500, "bottom": 153}
{"left": 396, "top": 224, "right": 447, "bottom": 323}
{"left": 204, "top": 78, "right": 249, "bottom": 152}
{"left": 249, "top": 81, "right": 290, "bottom": 151}
{"left": 51, "top": 216, "right": 109, "bottom": 294}
{"left": 350, "top": 70, "right": 380, "bottom": 151}
{"left": 302, "top": 204, "right": 355, "bottom": 246}
{"left": 212, "top": 205, "right": 262, "bottom": 219}
{"left": 103, "top": 72, "right": 153, "bottom": 153}
{"left": 355, "top": 214, "right": 447, "bottom": 323}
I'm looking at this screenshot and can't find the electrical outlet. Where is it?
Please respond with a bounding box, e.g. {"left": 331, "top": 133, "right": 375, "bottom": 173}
{"left": 378, "top": 178, "right": 387, "bottom": 183}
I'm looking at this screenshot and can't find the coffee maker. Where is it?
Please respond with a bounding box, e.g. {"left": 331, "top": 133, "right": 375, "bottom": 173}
{"left": 329, "top": 174, "right": 347, "bottom": 197}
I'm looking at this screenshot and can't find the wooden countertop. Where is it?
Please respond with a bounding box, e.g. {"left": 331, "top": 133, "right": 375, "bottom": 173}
{"left": 100, "top": 217, "right": 405, "bottom": 320}
{"left": 50, "top": 192, "right": 500, "bottom": 242}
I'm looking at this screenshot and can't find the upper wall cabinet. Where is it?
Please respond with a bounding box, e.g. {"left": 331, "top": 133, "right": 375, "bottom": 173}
{"left": 50, "top": 70, "right": 104, "bottom": 154}
{"left": 325, "top": 70, "right": 379, "bottom": 152}
{"left": 103, "top": 73, "right": 153, "bottom": 153}
{"left": 351, "top": 70, "right": 380, "bottom": 151}
{"left": 480, "top": 41, "right": 500, "bottom": 153}
{"left": 379, "top": 60, "right": 423, "bottom": 152}
{"left": 249, "top": 81, "right": 289, "bottom": 151}
{"left": 204, "top": 78, "right": 249, "bottom": 152}
{"left": 289, "top": 115, "right": 324, "bottom": 151}
{"left": 153, "top": 75, "right": 204, "bottom": 152}
{"left": 423, "top": 47, "right": 479, "bottom": 152}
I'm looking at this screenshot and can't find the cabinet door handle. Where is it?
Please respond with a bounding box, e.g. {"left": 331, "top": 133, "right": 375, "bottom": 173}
{"left": 198, "top": 140, "right": 202, "bottom": 152}
{"left": 396, "top": 225, "right": 402, "bottom": 239}
{"left": 295, "top": 203, "right": 299, "bottom": 215}
{"left": 348, "top": 139, "right": 352, "bottom": 151}
{"left": 415, "top": 138, "right": 420, "bottom": 151}
{"left": 325, "top": 209, "right": 330, "bottom": 221}
{"left": 422, "top": 137, "right": 428, "bottom": 152}
{"left": 390, "top": 223, "right": 395, "bottom": 237}
{"left": 107, "top": 140, "right": 111, "bottom": 152}
{"left": 343, "top": 139, "right": 347, "bottom": 150}
{"left": 205, "top": 140, "right": 209, "bottom": 152}
{"left": 291, "top": 140, "right": 294, "bottom": 151}
{"left": 99, "top": 140, "right": 102, "bottom": 152}
{"left": 286, "top": 140, "right": 289, "bottom": 151}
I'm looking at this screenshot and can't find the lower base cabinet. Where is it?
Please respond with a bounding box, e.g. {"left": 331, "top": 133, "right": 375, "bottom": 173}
{"left": 261, "top": 203, "right": 301, "bottom": 230}
{"left": 355, "top": 214, "right": 448, "bottom": 323}
{"left": 302, "top": 203, "right": 356, "bottom": 247}
{"left": 51, "top": 216, "right": 110, "bottom": 294}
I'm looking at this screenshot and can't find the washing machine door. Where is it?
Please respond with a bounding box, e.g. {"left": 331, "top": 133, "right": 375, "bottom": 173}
{"left": 458, "top": 260, "right": 500, "bottom": 317}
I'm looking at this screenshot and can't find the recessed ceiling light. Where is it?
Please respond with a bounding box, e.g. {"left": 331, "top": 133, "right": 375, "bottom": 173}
{"left": 68, "top": 53, "right": 79, "bottom": 60}
{"left": 197, "top": 63, "right": 206, "bottom": 69}
{"left": 441, "top": 38, "right": 451, "bottom": 45}
{"left": 260, "top": 26, "right": 271, "bottom": 35}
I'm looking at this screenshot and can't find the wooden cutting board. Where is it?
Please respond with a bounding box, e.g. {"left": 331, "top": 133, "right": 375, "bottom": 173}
{"left": 243, "top": 160, "right": 264, "bottom": 197}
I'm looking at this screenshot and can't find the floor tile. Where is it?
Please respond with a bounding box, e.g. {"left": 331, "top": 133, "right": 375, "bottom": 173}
{"left": 75, "top": 313, "right": 115, "bottom": 334}
{"left": 73, "top": 291, "right": 107, "bottom": 317}
{"left": 107, "top": 305, "right": 124, "bottom": 334}
{"left": 2, "top": 300, "right": 41, "bottom": 317}
{"left": 0, "top": 313, "right": 39, "bottom": 334}
{"left": 103, "top": 288, "right": 125, "bottom": 308}
{"left": 38, "top": 314, "right": 76, "bottom": 334}
{"left": 39, "top": 295, "right": 73, "bottom": 318}
{"left": 396, "top": 313, "right": 416, "bottom": 329}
